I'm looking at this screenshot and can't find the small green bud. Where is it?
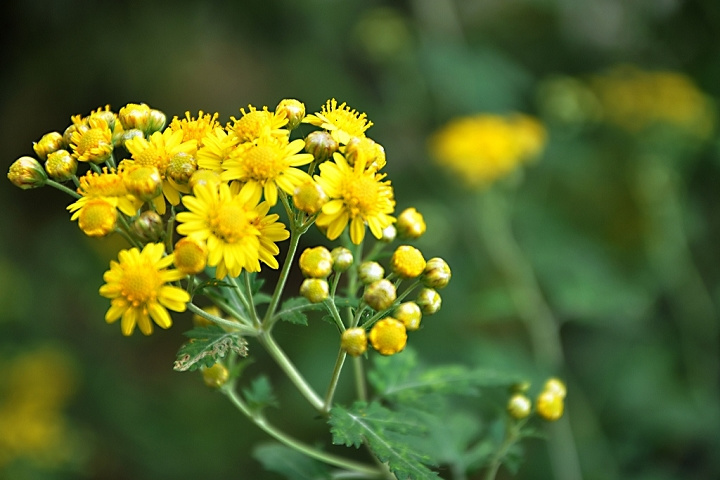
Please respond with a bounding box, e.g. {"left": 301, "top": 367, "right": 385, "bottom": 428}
{"left": 131, "top": 210, "right": 165, "bottom": 243}
{"left": 166, "top": 151, "right": 197, "bottom": 185}
{"left": 416, "top": 287, "right": 441, "bottom": 315}
{"left": 393, "top": 302, "right": 422, "bottom": 331}
{"left": 8, "top": 156, "right": 47, "bottom": 189}
{"left": 507, "top": 393, "right": 532, "bottom": 419}
{"left": 304, "top": 130, "right": 338, "bottom": 163}
{"left": 299, "top": 246, "right": 333, "bottom": 278}
{"left": 300, "top": 278, "right": 329, "bottom": 303}
{"left": 275, "top": 99, "right": 306, "bottom": 130}
{"left": 33, "top": 132, "right": 65, "bottom": 160}
{"left": 341, "top": 328, "right": 368, "bottom": 357}
{"left": 331, "top": 246, "right": 353, "bottom": 272}
{"left": 148, "top": 109, "right": 167, "bottom": 134}
{"left": 422, "top": 257, "right": 451, "bottom": 289}
{"left": 293, "top": 180, "right": 328, "bottom": 214}
{"left": 202, "top": 363, "right": 230, "bottom": 388}
{"left": 45, "top": 149, "right": 77, "bottom": 182}
{"left": 358, "top": 261, "right": 384, "bottom": 284}
{"left": 363, "top": 279, "right": 397, "bottom": 311}
{"left": 396, "top": 207, "right": 426, "bottom": 239}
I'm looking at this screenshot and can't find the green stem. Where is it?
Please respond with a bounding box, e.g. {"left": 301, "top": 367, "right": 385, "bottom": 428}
{"left": 325, "top": 298, "right": 346, "bottom": 332}
{"left": 353, "top": 356, "right": 367, "bottom": 402}
{"left": 323, "top": 348, "right": 347, "bottom": 414}
{"left": 222, "top": 384, "right": 382, "bottom": 477}
{"left": 243, "top": 272, "right": 262, "bottom": 327}
{"left": 263, "top": 227, "right": 303, "bottom": 330}
{"left": 484, "top": 418, "right": 525, "bottom": 480}
{"left": 257, "top": 332, "right": 325, "bottom": 412}
{"left": 187, "top": 302, "right": 258, "bottom": 336}
{"left": 46, "top": 179, "right": 81, "bottom": 199}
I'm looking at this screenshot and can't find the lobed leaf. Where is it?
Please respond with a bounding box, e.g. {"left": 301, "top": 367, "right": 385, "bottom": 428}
{"left": 173, "top": 325, "right": 248, "bottom": 372}
{"left": 254, "top": 443, "right": 332, "bottom": 480}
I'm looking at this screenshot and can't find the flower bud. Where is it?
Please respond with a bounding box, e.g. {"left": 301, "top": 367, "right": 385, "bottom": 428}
{"left": 45, "top": 149, "right": 77, "bottom": 182}
{"left": 276, "top": 99, "right": 306, "bottom": 130}
{"left": 8, "top": 156, "right": 47, "bottom": 189}
{"left": 202, "top": 363, "right": 230, "bottom": 388}
{"left": 293, "top": 180, "right": 328, "bottom": 214}
{"left": 380, "top": 224, "right": 397, "bottom": 243}
{"left": 189, "top": 169, "right": 222, "bottom": 190}
{"left": 543, "top": 378, "right": 567, "bottom": 398}
{"left": 174, "top": 237, "right": 208, "bottom": 275}
{"left": 507, "top": 393, "right": 532, "bottom": 420}
{"left": 78, "top": 198, "right": 117, "bottom": 237}
{"left": 369, "top": 317, "right": 407, "bottom": 355}
{"left": 118, "top": 103, "right": 152, "bottom": 131}
{"left": 344, "top": 136, "right": 385, "bottom": 170}
{"left": 304, "top": 130, "right": 338, "bottom": 163}
{"left": 148, "top": 109, "right": 167, "bottom": 134}
{"left": 536, "top": 390, "right": 564, "bottom": 421}
{"left": 331, "top": 246, "right": 353, "bottom": 272}
{"left": 358, "top": 261, "right": 384, "bottom": 284}
{"left": 422, "top": 257, "right": 451, "bottom": 289}
{"left": 390, "top": 245, "right": 426, "bottom": 279}
{"left": 300, "top": 278, "right": 329, "bottom": 303}
{"left": 115, "top": 128, "right": 145, "bottom": 148}
{"left": 341, "top": 327, "right": 368, "bottom": 357}
{"left": 363, "top": 279, "right": 397, "bottom": 311}
{"left": 63, "top": 122, "right": 89, "bottom": 147}
{"left": 299, "top": 246, "right": 333, "bottom": 278}
{"left": 396, "top": 207, "right": 426, "bottom": 239}
{"left": 166, "top": 151, "right": 197, "bottom": 185}
{"left": 123, "top": 166, "right": 163, "bottom": 202}
{"left": 393, "top": 301, "right": 422, "bottom": 331}
{"left": 416, "top": 288, "right": 441, "bottom": 315}
{"left": 131, "top": 210, "right": 165, "bottom": 243}
{"left": 33, "top": 132, "right": 65, "bottom": 160}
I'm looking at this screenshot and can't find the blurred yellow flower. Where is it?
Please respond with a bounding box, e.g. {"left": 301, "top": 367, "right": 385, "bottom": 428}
{"left": 99, "top": 243, "right": 189, "bottom": 336}
{"left": 429, "top": 113, "right": 546, "bottom": 188}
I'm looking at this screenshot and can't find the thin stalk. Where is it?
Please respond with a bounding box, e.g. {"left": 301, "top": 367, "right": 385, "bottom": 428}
{"left": 484, "top": 418, "right": 526, "bottom": 480}
{"left": 353, "top": 356, "right": 367, "bottom": 402}
{"left": 46, "top": 179, "right": 81, "bottom": 199}
{"left": 257, "top": 332, "right": 324, "bottom": 412}
{"left": 323, "top": 348, "right": 347, "bottom": 414}
{"left": 243, "top": 272, "right": 262, "bottom": 327}
{"left": 263, "top": 227, "right": 302, "bottom": 330}
{"left": 187, "top": 302, "right": 259, "bottom": 336}
{"left": 222, "top": 384, "right": 382, "bottom": 478}
{"left": 325, "top": 298, "right": 346, "bottom": 332}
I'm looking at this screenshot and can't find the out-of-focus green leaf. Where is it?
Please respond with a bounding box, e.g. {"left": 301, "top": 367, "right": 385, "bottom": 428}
{"left": 242, "top": 375, "right": 278, "bottom": 411}
{"left": 253, "top": 443, "right": 331, "bottom": 480}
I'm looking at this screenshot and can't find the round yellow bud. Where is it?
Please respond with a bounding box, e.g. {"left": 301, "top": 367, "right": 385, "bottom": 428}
{"left": 390, "top": 245, "right": 426, "bottom": 279}
{"left": 341, "top": 328, "right": 368, "bottom": 357}
{"left": 369, "top": 317, "right": 407, "bottom": 355}
{"left": 8, "top": 156, "right": 47, "bottom": 189}
{"left": 422, "top": 257, "right": 451, "bottom": 289}
{"left": 345, "top": 136, "right": 386, "bottom": 170}
{"left": 507, "top": 393, "right": 532, "bottom": 419}
{"left": 536, "top": 390, "right": 564, "bottom": 421}
{"left": 393, "top": 302, "right": 422, "bottom": 331}
{"left": 396, "top": 207, "right": 426, "bottom": 239}
{"left": 416, "top": 288, "right": 441, "bottom": 315}
{"left": 358, "top": 261, "right": 384, "bottom": 284}
{"left": 131, "top": 210, "right": 164, "bottom": 243}
{"left": 45, "top": 149, "right": 77, "bottom": 182}
{"left": 166, "top": 152, "right": 197, "bottom": 185}
{"left": 118, "top": 103, "right": 152, "bottom": 131}
{"left": 33, "top": 131, "right": 65, "bottom": 160}
{"left": 123, "top": 165, "right": 163, "bottom": 202}
{"left": 331, "top": 246, "right": 354, "bottom": 272}
{"left": 304, "top": 130, "right": 338, "bottom": 163}
{"left": 78, "top": 198, "right": 117, "bottom": 237}
{"left": 299, "top": 246, "right": 333, "bottom": 278}
{"left": 380, "top": 224, "right": 397, "bottom": 243}
{"left": 543, "top": 378, "right": 567, "bottom": 398}
{"left": 293, "top": 180, "right": 328, "bottom": 215}
{"left": 174, "top": 237, "right": 208, "bottom": 275}
{"left": 300, "top": 278, "right": 329, "bottom": 303}
{"left": 202, "top": 363, "right": 230, "bottom": 388}
{"left": 363, "top": 279, "right": 397, "bottom": 311}
{"left": 189, "top": 169, "right": 222, "bottom": 190}
{"left": 276, "top": 99, "right": 306, "bottom": 130}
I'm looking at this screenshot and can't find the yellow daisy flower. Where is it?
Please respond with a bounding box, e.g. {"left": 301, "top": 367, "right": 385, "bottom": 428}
{"left": 69, "top": 116, "right": 114, "bottom": 164}
{"left": 169, "top": 110, "right": 220, "bottom": 147}
{"left": 196, "top": 126, "right": 241, "bottom": 173}
{"left": 99, "top": 243, "right": 189, "bottom": 336}
{"left": 124, "top": 128, "right": 198, "bottom": 214}
{"left": 303, "top": 99, "right": 373, "bottom": 145}
{"left": 252, "top": 201, "right": 290, "bottom": 270}
{"left": 314, "top": 153, "right": 395, "bottom": 244}
{"left": 176, "top": 183, "right": 282, "bottom": 278}
{"left": 228, "top": 105, "right": 289, "bottom": 144}
{"left": 220, "top": 136, "right": 313, "bottom": 206}
{"left": 67, "top": 169, "right": 141, "bottom": 232}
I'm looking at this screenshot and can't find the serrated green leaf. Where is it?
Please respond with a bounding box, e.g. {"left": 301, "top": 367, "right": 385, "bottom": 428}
{"left": 242, "top": 375, "right": 278, "bottom": 411}
{"left": 277, "top": 297, "right": 325, "bottom": 325}
{"left": 254, "top": 443, "right": 332, "bottom": 480}
{"left": 329, "top": 401, "right": 439, "bottom": 480}
{"left": 173, "top": 325, "right": 248, "bottom": 372}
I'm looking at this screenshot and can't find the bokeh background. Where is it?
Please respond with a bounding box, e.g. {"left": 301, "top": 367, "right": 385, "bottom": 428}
{"left": 2, "top": 0, "right": 720, "bottom": 479}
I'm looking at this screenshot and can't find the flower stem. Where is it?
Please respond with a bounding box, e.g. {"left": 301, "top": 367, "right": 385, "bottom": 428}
{"left": 221, "top": 384, "right": 382, "bottom": 478}
{"left": 323, "top": 348, "right": 347, "bottom": 414}
{"left": 46, "top": 179, "right": 81, "bottom": 199}
{"left": 263, "top": 227, "right": 302, "bottom": 331}
{"left": 187, "top": 302, "right": 258, "bottom": 335}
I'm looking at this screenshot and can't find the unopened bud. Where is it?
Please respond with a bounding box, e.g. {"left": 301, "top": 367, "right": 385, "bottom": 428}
{"left": 304, "top": 130, "right": 338, "bottom": 163}
{"left": 331, "top": 247, "right": 353, "bottom": 272}
{"left": 293, "top": 180, "right": 328, "bottom": 214}
{"left": 276, "top": 99, "right": 306, "bottom": 130}
{"left": 78, "top": 198, "right": 117, "bottom": 237}
{"left": 299, "top": 246, "right": 333, "bottom": 278}
{"left": 393, "top": 302, "right": 422, "bottom": 331}
{"left": 33, "top": 132, "right": 65, "bottom": 160}
{"left": 358, "top": 261, "right": 384, "bottom": 284}
{"left": 148, "top": 109, "right": 167, "bottom": 134}
{"left": 422, "top": 257, "right": 451, "bottom": 289}
{"left": 416, "top": 288, "right": 441, "bottom": 315}
{"left": 45, "top": 149, "right": 77, "bottom": 182}
{"left": 363, "top": 279, "right": 397, "bottom": 311}
{"left": 166, "top": 151, "right": 197, "bottom": 185}
{"left": 345, "top": 136, "right": 385, "bottom": 170}
{"left": 118, "top": 103, "right": 152, "bottom": 131}
{"left": 380, "top": 224, "right": 396, "bottom": 243}
{"left": 390, "top": 245, "right": 426, "bottom": 279}
{"left": 115, "top": 128, "right": 145, "bottom": 148}
{"left": 8, "top": 156, "right": 47, "bottom": 189}
{"left": 507, "top": 393, "right": 532, "bottom": 419}
{"left": 202, "top": 363, "right": 230, "bottom": 388}
{"left": 341, "top": 328, "right": 368, "bottom": 357}
{"left": 300, "top": 278, "right": 329, "bottom": 303}
{"left": 189, "top": 169, "right": 222, "bottom": 190}
{"left": 123, "top": 166, "right": 163, "bottom": 202}
{"left": 174, "top": 237, "right": 208, "bottom": 275}
{"left": 536, "top": 390, "right": 564, "bottom": 421}
{"left": 396, "top": 207, "right": 426, "bottom": 239}
{"left": 369, "top": 317, "right": 407, "bottom": 355}
{"left": 131, "top": 210, "right": 165, "bottom": 243}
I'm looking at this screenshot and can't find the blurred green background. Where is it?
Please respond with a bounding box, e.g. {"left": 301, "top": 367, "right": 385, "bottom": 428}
{"left": 2, "top": 0, "right": 720, "bottom": 479}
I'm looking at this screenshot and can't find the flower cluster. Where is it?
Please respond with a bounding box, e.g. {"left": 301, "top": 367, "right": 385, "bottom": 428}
{"left": 506, "top": 377, "right": 567, "bottom": 422}
{"left": 428, "top": 113, "right": 546, "bottom": 188}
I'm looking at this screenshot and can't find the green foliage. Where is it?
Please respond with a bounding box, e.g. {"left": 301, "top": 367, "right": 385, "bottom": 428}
{"left": 329, "top": 401, "right": 440, "bottom": 480}
{"left": 277, "top": 297, "right": 325, "bottom": 325}
{"left": 173, "top": 325, "right": 249, "bottom": 372}
{"left": 253, "top": 443, "right": 331, "bottom": 480}
{"left": 242, "top": 375, "right": 278, "bottom": 412}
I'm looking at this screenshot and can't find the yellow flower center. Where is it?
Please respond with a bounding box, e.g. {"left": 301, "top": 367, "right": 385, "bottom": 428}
{"left": 342, "top": 175, "right": 379, "bottom": 217}
{"left": 210, "top": 203, "right": 255, "bottom": 243}
{"left": 121, "top": 264, "right": 160, "bottom": 307}
{"left": 77, "top": 129, "right": 108, "bottom": 155}
{"left": 243, "top": 145, "right": 283, "bottom": 182}
{"left": 134, "top": 149, "right": 167, "bottom": 171}
{"left": 234, "top": 111, "right": 270, "bottom": 142}
{"left": 78, "top": 199, "right": 117, "bottom": 237}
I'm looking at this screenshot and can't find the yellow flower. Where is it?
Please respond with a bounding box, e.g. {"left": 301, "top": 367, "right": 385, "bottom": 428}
{"left": 99, "top": 243, "right": 189, "bottom": 336}
{"left": 76, "top": 198, "right": 117, "bottom": 237}
{"left": 390, "top": 245, "right": 426, "bottom": 279}
{"left": 369, "top": 317, "right": 407, "bottom": 355}
{"left": 221, "top": 136, "right": 313, "bottom": 206}
{"left": 69, "top": 116, "right": 114, "bottom": 164}
{"left": 429, "top": 113, "right": 546, "bottom": 188}
{"left": 314, "top": 153, "right": 395, "bottom": 244}
{"left": 176, "top": 183, "right": 280, "bottom": 278}
{"left": 251, "top": 200, "right": 290, "bottom": 270}
{"left": 197, "top": 126, "right": 240, "bottom": 173}
{"left": 67, "top": 169, "right": 141, "bottom": 231}
{"left": 303, "top": 99, "right": 373, "bottom": 145}
{"left": 228, "top": 105, "right": 289, "bottom": 144}
{"left": 124, "top": 128, "right": 198, "bottom": 213}
{"left": 169, "top": 110, "right": 221, "bottom": 147}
